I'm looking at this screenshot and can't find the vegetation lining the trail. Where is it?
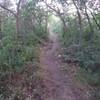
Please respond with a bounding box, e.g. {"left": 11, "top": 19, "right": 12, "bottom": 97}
{"left": 0, "top": 0, "right": 48, "bottom": 99}
{"left": 0, "top": 0, "right": 100, "bottom": 100}
{"left": 61, "top": 16, "right": 100, "bottom": 99}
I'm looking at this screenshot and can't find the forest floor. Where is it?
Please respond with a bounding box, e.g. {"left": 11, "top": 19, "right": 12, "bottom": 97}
{"left": 38, "top": 33, "right": 92, "bottom": 100}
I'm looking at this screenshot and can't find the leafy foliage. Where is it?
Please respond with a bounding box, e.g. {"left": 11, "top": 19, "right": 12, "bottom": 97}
{"left": 0, "top": 0, "right": 100, "bottom": 99}
{"left": 59, "top": 12, "right": 100, "bottom": 100}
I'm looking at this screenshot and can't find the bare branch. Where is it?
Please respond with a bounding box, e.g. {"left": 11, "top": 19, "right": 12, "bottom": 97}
{"left": 44, "top": 1, "right": 60, "bottom": 15}
{"left": 17, "top": 0, "right": 22, "bottom": 11}
{"left": 0, "top": 4, "right": 17, "bottom": 17}
{"left": 87, "top": 7, "right": 100, "bottom": 30}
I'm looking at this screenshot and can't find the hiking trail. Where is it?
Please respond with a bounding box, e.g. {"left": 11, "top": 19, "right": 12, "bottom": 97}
{"left": 39, "top": 28, "right": 91, "bottom": 100}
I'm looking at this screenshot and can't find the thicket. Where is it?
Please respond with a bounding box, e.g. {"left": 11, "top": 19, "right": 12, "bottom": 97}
{"left": 61, "top": 11, "right": 100, "bottom": 100}
{"left": 0, "top": 1, "right": 48, "bottom": 99}
{"left": 0, "top": 0, "right": 48, "bottom": 72}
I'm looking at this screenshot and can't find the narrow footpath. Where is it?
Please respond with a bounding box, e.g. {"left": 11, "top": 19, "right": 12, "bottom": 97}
{"left": 39, "top": 31, "right": 91, "bottom": 100}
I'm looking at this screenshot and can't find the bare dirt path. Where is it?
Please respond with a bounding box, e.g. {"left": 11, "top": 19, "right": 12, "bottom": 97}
{"left": 39, "top": 30, "right": 91, "bottom": 100}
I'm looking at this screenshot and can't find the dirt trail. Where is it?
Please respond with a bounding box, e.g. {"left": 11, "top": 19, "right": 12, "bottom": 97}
{"left": 39, "top": 30, "right": 91, "bottom": 100}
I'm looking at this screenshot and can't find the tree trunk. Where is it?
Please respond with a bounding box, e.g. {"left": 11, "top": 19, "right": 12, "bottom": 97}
{"left": 0, "top": 15, "right": 1, "bottom": 32}
{"left": 16, "top": 13, "right": 20, "bottom": 37}
{"left": 90, "top": 11, "right": 100, "bottom": 30}
{"left": 72, "top": 0, "right": 83, "bottom": 45}
{"left": 85, "top": 6, "right": 94, "bottom": 43}
{"left": 59, "top": 16, "right": 67, "bottom": 45}
{"left": 16, "top": 0, "right": 22, "bottom": 39}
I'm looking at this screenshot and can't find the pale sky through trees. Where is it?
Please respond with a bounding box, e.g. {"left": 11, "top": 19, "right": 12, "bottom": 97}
{"left": 3, "top": 0, "right": 100, "bottom": 15}
{"left": 10, "top": 0, "right": 77, "bottom": 14}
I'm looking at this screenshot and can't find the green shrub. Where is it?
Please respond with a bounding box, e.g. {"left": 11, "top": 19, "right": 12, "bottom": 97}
{"left": 0, "top": 33, "right": 40, "bottom": 72}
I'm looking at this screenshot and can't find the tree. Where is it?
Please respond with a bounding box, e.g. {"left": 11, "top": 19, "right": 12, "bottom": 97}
{"left": 44, "top": 0, "right": 68, "bottom": 36}
{"left": 0, "top": 0, "right": 23, "bottom": 40}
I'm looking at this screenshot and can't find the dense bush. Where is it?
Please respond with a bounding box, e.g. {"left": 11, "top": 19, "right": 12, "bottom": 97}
{"left": 0, "top": 34, "right": 38, "bottom": 72}
{"left": 59, "top": 14, "right": 100, "bottom": 99}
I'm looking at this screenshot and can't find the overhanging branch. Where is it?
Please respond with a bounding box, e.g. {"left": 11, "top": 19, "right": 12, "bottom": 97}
{"left": 0, "top": 4, "right": 17, "bottom": 17}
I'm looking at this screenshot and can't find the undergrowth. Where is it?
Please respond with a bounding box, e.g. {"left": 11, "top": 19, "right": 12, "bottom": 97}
{"left": 77, "top": 68, "right": 100, "bottom": 100}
